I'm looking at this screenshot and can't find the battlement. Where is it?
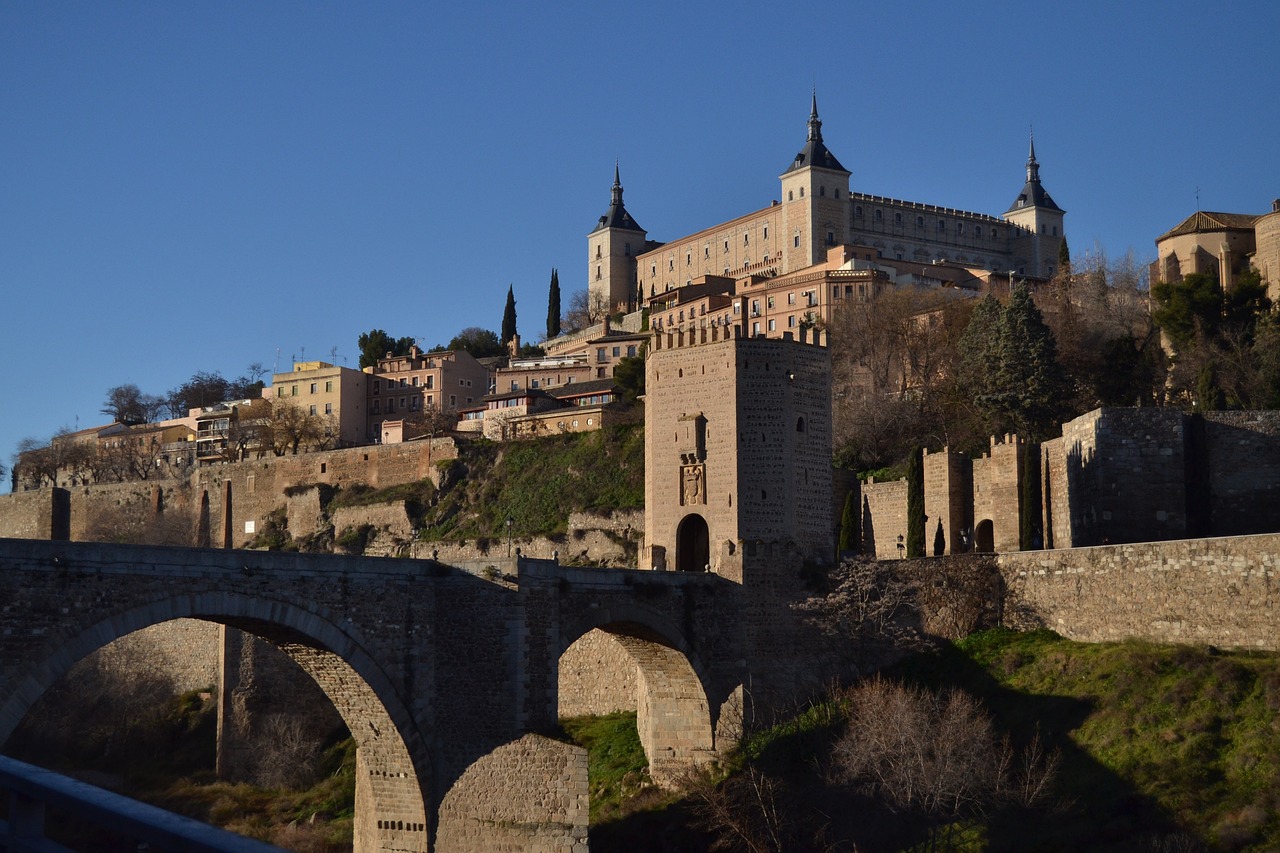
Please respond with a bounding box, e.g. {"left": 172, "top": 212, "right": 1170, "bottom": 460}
{"left": 649, "top": 322, "right": 827, "bottom": 351}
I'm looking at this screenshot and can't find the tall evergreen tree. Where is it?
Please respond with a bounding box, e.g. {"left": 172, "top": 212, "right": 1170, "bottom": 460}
{"left": 933, "top": 518, "right": 946, "bottom": 557}
{"left": 546, "top": 269, "right": 561, "bottom": 340}
{"left": 985, "top": 283, "right": 1067, "bottom": 440}
{"left": 1057, "top": 234, "right": 1071, "bottom": 275}
{"left": 501, "top": 285, "right": 518, "bottom": 347}
{"left": 838, "top": 490, "right": 858, "bottom": 556}
{"left": 906, "top": 447, "right": 925, "bottom": 558}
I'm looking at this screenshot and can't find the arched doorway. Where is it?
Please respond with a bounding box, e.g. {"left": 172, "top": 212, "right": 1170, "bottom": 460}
{"left": 676, "top": 513, "right": 710, "bottom": 572}
{"left": 974, "top": 519, "right": 995, "bottom": 552}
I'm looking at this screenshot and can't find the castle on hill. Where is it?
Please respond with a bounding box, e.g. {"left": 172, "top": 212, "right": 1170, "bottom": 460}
{"left": 586, "top": 94, "right": 1067, "bottom": 322}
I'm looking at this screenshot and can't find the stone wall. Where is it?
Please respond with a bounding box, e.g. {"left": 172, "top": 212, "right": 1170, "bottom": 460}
{"left": 558, "top": 629, "right": 638, "bottom": 717}
{"left": 971, "top": 435, "right": 1023, "bottom": 553}
{"left": 861, "top": 478, "right": 906, "bottom": 560}
{"left": 434, "top": 734, "right": 589, "bottom": 853}
{"left": 1203, "top": 411, "right": 1280, "bottom": 536}
{"left": 0, "top": 489, "right": 67, "bottom": 540}
{"left": 999, "top": 534, "right": 1280, "bottom": 649}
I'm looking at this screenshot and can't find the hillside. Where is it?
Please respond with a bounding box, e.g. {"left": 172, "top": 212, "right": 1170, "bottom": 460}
{"left": 587, "top": 630, "right": 1280, "bottom": 853}
{"left": 420, "top": 422, "right": 645, "bottom": 541}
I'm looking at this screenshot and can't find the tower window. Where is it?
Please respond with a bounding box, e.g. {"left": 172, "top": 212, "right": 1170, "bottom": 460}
{"left": 794, "top": 234, "right": 800, "bottom": 248}
{"left": 724, "top": 240, "right": 729, "bottom": 252}
{"left": 957, "top": 223, "right": 964, "bottom": 235}
{"left": 917, "top": 215, "right": 924, "bottom": 227}
{"left": 855, "top": 205, "right": 863, "bottom": 217}
{"left": 763, "top": 225, "right": 769, "bottom": 239}
{"left": 875, "top": 209, "right": 882, "bottom": 221}
{"left": 788, "top": 191, "right": 794, "bottom": 201}
{"left": 895, "top": 212, "right": 902, "bottom": 224}
{"left": 744, "top": 234, "right": 749, "bottom": 245}
{"left": 938, "top": 219, "right": 946, "bottom": 232}
{"left": 596, "top": 265, "right": 601, "bottom": 280}
{"left": 827, "top": 231, "right": 835, "bottom": 245}
{"left": 819, "top": 186, "right": 825, "bottom": 196}
{"left": 625, "top": 242, "right": 631, "bottom": 256}
{"left": 799, "top": 187, "right": 805, "bottom": 197}
{"left": 834, "top": 188, "right": 840, "bottom": 198}
{"left": 686, "top": 252, "right": 691, "bottom": 265}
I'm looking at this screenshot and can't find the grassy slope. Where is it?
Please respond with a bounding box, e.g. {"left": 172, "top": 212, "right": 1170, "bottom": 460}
{"left": 421, "top": 423, "right": 645, "bottom": 540}
{"left": 580, "top": 631, "right": 1280, "bottom": 852}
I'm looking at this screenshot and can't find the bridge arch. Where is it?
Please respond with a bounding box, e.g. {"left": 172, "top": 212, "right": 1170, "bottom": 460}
{"left": 0, "top": 591, "right": 430, "bottom": 853}
{"left": 559, "top": 605, "right": 717, "bottom": 785}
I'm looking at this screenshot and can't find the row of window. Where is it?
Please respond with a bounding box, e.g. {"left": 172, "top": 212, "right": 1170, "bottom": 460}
{"left": 276, "top": 379, "right": 334, "bottom": 397}
{"left": 854, "top": 206, "right": 1006, "bottom": 239}
{"left": 786, "top": 185, "right": 840, "bottom": 201}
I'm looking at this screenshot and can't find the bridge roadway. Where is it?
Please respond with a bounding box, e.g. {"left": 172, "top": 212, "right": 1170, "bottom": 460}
{"left": 0, "top": 538, "right": 749, "bottom": 852}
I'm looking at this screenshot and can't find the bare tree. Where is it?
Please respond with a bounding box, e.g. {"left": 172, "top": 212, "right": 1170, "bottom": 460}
{"left": 101, "top": 384, "right": 164, "bottom": 425}
{"left": 562, "top": 289, "right": 609, "bottom": 333}
{"left": 401, "top": 402, "right": 457, "bottom": 438}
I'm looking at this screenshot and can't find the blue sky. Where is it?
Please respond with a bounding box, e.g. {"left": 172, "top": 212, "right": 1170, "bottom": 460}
{"left": 3, "top": 1, "right": 1279, "bottom": 490}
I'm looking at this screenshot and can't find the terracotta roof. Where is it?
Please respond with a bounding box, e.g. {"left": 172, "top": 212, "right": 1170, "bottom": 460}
{"left": 1157, "top": 210, "right": 1260, "bottom": 242}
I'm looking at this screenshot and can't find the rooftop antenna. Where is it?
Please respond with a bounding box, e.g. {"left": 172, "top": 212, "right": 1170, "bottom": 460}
{"left": 274, "top": 348, "right": 281, "bottom": 375}
{"left": 299, "top": 346, "right": 305, "bottom": 364}
{"left": 1195, "top": 186, "right": 1201, "bottom": 211}
{"left": 330, "top": 345, "right": 338, "bottom": 364}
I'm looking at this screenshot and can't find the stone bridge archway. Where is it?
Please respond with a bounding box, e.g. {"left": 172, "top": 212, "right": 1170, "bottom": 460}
{"left": 559, "top": 604, "right": 719, "bottom": 785}
{"left": 0, "top": 591, "right": 431, "bottom": 853}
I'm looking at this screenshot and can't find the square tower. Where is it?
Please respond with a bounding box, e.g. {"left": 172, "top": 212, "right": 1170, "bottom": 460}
{"left": 644, "top": 324, "right": 832, "bottom": 582}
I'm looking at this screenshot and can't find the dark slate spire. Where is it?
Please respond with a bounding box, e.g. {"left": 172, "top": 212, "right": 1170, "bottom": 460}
{"left": 1006, "top": 129, "right": 1062, "bottom": 214}
{"left": 783, "top": 91, "right": 848, "bottom": 175}
{"left": 592, "top": 162, "right": 644, "bottom": 234}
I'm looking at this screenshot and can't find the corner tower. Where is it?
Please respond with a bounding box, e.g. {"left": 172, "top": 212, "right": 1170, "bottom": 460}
{"left": 1002, "top": 133, "right": 1066, "bottom": 277}
{"left": 780, "top": 93, "right": 851, "bottom": 273}
{"left": 644, "top": 323, "right": 832, "bottom": 581}
{"left": 588, "top": 164, "right": 647, "bottom": 316}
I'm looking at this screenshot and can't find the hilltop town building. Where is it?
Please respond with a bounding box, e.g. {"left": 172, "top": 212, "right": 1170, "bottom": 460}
{"left": 588, "top": 95, "right": 1067, "bottom": 320}
{"left": 1152, "top": 200, "right": 1280, "bottom": 301}
{"left": 363, "top": 347, "right": 488, "bottom": 442}
{"left": 266, "top": 361, "right": 367, "bottom": 448}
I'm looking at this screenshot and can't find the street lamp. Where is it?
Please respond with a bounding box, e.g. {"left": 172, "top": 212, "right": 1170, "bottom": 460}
{"left": 506, "top": 516, "right": 514, "bottom": 559}
{"left": 896, "top": 534, "right": 905, "bottom": 559}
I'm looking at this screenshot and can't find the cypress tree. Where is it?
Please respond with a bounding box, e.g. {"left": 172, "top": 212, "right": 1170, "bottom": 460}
{"left": 1018, "top": 441, "right": 1043, "bottom": 550}
{"left": 906, "top": 447, "right": 925, "bottom": 558}
{"left": 1057, "top": 234, "right": 1071, "bottom": 275}
{"left": 546, "top": 269, "right": 561, "bottom": 340}
{"left": 501, "top": 285, "right": 517, "bottom": 347}
{"left": 838, "top": 490, "right": 857, "bottom": 556}
{"left": 933, "top": 518, "right": 946, "bottom": 556}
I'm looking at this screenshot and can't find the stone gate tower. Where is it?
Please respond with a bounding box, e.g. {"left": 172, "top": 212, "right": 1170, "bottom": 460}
{"left": 643, "top": 323, "right": 832, "bottom": 581}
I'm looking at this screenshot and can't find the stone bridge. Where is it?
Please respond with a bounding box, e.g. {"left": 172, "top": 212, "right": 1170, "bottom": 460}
{"left": 0, "top": 538, "right": 754, "bottom": 852}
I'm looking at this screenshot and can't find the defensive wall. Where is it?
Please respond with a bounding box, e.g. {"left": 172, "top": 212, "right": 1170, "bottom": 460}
{"left": 860, "top": 408, "right": 1280, "bottom": 559}
{"left": 999, "top": 532, "right": 1280, "bottom": 651}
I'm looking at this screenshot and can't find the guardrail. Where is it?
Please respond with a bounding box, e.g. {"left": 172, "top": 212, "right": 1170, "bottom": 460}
{"left": 0, "top": 755, "right": 284, "bottom": 852}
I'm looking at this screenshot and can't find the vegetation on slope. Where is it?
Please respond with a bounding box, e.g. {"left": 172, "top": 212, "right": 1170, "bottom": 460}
{"left": 579, "top": 631, "right": 1280, "bottom": 852}
{"left": 420, "top": 423, "right": 645, "bottom": 541}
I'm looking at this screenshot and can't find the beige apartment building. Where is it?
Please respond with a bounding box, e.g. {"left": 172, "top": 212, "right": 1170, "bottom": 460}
{"left": 587, "top": 94, "right": 1066, "bottom": 318}
{"left": 267, "top": 361, "right": 367, "bottom": 448}
{"left": 365, "top": 347, "right": 489, "bottom": 442}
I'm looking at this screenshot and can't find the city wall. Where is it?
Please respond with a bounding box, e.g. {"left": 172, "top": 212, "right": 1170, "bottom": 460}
{"left": 999, "top": 533, "right": 1280, "bottom": 650}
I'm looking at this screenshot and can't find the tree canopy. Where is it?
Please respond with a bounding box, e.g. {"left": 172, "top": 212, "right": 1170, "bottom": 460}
{"left": 165, "top": 366, "right": 265, "bottom": 418}
{"left": 357, "top": 329, "right": 416, "bottom": 369}
{"left": 101, "top": 384, "right": 164, "bottom": 425}
{"left": 444, "top": 327, "right": 504, "bottom": 359}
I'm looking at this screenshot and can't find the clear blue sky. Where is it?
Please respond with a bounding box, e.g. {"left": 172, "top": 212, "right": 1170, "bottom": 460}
{"left": 3, "top": 1, "right": 1279, "bottom": 490}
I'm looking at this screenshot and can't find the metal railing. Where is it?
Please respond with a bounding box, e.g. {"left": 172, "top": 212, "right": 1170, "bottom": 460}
{"left": 0, "top": 755, "right": 284, "bottom": 852}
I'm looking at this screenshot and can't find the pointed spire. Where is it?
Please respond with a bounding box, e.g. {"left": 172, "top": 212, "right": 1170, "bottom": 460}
{"left": 592, "top": 162, "right": 644, "bottom": 234}
{"left": 807, "top": 88, "right": 823, "bottom": 142}
{"left": 1026, "top": 127, "right": 1040, "bottom": 182}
